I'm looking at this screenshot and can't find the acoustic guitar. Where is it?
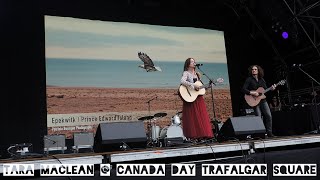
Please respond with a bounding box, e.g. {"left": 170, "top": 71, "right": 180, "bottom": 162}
{"left": 179, "top": 78, "right": 223, "bottom": 102}
{"left": 244, "top": 79, "right": 286, "bottom": 107}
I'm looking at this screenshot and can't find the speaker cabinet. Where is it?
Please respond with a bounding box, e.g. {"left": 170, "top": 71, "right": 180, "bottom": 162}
{"left": 94, "top": 121, "right": 147, "bottom": 152}
{"left": 217, "top": 116, "right": 266, "bottom": 142}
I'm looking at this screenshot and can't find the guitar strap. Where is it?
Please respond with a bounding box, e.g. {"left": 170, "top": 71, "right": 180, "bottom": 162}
{"left": 261, "top": 78, "right": 266, "bottom": 85}
{"left": 259, "top": 78, "right": 268, "bottom": 90}
{"left": 196, "top": 72, "right": 204, "bottom": 84}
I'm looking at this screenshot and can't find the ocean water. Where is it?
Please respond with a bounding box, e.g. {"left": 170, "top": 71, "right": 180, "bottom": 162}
{"left": 46, "top": 58, "right": 230, "bottom": 88}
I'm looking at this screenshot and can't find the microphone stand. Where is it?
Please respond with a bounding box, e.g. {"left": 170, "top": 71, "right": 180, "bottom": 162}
{"left": 196, "top": 66, "right": 220, "bottom": 139}
{"left": 146, "top": 96, "right": 157, "bottom": 115}
{"left": 298, "top": 66, "right": 320, "bottom": 134}
{"left": 146, "top": 96, "right": 157, "bottom": 146}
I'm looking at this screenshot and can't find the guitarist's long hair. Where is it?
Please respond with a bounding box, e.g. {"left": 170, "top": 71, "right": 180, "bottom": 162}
{"left": 248, "top": 65, "right": 264, "bottom": 78}
{"left": 184, "top": 58, "right": 201, "bottom": 78}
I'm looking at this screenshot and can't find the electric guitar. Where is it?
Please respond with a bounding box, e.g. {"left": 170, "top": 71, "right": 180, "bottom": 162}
{"left": 244, "top": 79, "right": 286, "bottom": 107}
{"left": 179, "top": 78, "right": 224, "bottom": 102}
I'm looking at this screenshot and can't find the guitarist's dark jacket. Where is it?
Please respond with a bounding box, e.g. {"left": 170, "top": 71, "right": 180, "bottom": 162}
{"left": 242, "top": 76, "right": 268, "bottom": 103}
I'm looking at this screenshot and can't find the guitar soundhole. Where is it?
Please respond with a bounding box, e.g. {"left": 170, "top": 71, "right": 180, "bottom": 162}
{"left": 193, "top": 78, "right": 197, "bottom": 83}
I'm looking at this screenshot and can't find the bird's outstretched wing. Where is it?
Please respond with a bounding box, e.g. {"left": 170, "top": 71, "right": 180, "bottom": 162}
{"left": 138, "top": 52, "right": 155, "bottom": 68}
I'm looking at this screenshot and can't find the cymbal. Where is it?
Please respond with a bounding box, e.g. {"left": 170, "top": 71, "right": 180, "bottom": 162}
{"left": 154, "top": 112, "right": 167, "bottom": 118}
{"left": 138, "top": 116, "right": 154, "bottom": 121}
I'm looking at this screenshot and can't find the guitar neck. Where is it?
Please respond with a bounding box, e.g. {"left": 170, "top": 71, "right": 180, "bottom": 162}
{"left": 200, "top": 83, "right": 211, "bottom": 89}
{"left": 264, "top": 81, "right": 282, "bottom": 94}
{"left": 197, "top": 78, "right": 222, "bottom": 89}
{"left": 264, "top": 87, "right": 272, "bottom": 94}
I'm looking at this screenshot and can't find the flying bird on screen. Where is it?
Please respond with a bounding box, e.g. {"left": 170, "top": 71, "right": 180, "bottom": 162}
{"left": 138, "top": 52, "right": 162, "bottom": 72}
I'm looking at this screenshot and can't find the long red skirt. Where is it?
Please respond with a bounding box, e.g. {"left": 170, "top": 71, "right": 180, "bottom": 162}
{"left": 182, "top": 95, "right": 213, "bottom": 139}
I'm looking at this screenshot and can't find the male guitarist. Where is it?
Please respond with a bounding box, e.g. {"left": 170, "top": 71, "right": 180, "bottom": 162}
{"left": 242, "top": 65, "right": 277, "bottom": 138}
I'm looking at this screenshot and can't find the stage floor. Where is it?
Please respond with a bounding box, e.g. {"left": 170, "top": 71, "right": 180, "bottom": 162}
{"left": 1, "top": 134, "right": 320, "bottom": 173}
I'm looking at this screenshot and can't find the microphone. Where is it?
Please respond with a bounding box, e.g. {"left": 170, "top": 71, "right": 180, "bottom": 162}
{"left": 195, "top": 64, "right": 203, "bottom": 67}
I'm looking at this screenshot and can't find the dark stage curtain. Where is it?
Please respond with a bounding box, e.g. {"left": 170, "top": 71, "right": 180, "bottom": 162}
{"left": 273, "top": 104, "right": 320, "bottom": 136}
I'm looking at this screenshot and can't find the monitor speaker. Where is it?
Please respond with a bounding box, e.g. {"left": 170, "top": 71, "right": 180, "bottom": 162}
{"left": 94, "top": 121, "right": 147, "bottom": 152}
{"left": 73, "top": 132, "right": 94, "bottom": 153}
{"left": 43, "top": 135, "right": 67, "bottom": 153}
{"left": 217, "top": 116, "right": 266, "bottom": 142}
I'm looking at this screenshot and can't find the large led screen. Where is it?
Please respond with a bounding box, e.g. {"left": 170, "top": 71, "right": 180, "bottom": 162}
{"left": 45, "top": 15, "right": 233, "bottom": 138}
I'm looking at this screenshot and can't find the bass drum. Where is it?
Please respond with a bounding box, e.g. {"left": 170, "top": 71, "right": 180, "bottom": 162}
{"left": 159, "top": 125, "right": 185, "bottom": 139}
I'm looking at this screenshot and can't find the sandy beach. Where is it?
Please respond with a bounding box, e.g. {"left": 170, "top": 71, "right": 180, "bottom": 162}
{"left": 47, "top": 87, "right": 233, "bottom": 137}
{"left": 48, "top": 87, "right": 232, "bottom": 119}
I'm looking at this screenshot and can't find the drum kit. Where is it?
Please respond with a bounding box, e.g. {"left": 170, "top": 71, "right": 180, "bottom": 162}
{"left": 138, "top": 111, "right": 185, "bottom": 147}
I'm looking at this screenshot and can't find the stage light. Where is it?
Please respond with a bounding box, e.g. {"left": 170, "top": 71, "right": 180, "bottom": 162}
{"left": 272, "top": 21, "right": 282, "bottom": 33}
{"left": 282, "top": 31, "right": 289, "bottom": 39}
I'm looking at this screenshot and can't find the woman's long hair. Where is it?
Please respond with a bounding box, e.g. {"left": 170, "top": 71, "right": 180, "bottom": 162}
{"left": 248, "top": 65, "right": 264, "bottom": 78}
{"left": 183, "top": 58, "right": 201, "bottom": 78}
{"left": 183, "top": 58, "right": 193, "bottom": 71}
